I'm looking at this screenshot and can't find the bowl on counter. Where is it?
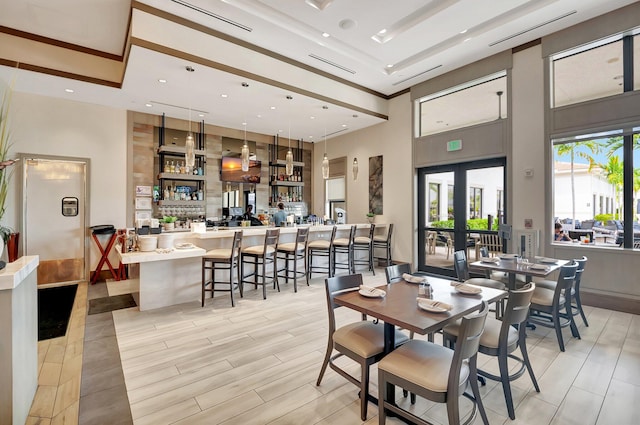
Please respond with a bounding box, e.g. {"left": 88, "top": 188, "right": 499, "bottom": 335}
{"left": 157, "top": 233, "right": 175, "bottom": 249}
{"left": 138, "top": 235, "right": 158, "bottom": 252}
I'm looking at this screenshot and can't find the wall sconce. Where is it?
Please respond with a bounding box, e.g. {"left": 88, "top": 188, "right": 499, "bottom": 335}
{"left": 352, "top": 157, "right": 359, "bottom": 180}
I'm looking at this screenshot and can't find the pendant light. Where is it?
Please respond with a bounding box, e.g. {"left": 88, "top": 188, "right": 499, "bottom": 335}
{"left": 241, "top": 121, "right": 249, "bottom": 172}
{"left": 321, "top": 105, "right": 329, "bottom": 179}
{"left": 285, "top": 95, "right": 294, "bottom": 176}
{"left": 241, "top": 82, "right": 250, "bottom": 172}
{"left": 185, "top": 66, "right": 196, "bottom": 171}
{"left": 352, "top": 157, "right": 359, "bottom": 180}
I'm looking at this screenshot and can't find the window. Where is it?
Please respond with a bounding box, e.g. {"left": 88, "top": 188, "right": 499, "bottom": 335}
{"left": 418, "top": 72, "right": 507, "bottom": 136}
{"left": 552, "top": 130, "right": 639, "bottom": 248}
{"left": 469, "top": 187, "right": 482, "bottom": 219}
{"left": 428, "top": 183, "right": 440, "bottom": 222}
{"left": 497, "top": 189, "right": 504, "bottom": 223}
{"left": 447, "top": 185, "right": 454, "bottom": 220}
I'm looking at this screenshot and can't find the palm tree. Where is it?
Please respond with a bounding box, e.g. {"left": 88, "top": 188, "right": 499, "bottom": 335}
{"left": 601, "top": 134, "right": 640, "bottom": 218}
{"left": 554, "top": 140, "right": 601, "bottom": 228}
{"left": 599, "top": 156, "right": 624, "bottom": 218}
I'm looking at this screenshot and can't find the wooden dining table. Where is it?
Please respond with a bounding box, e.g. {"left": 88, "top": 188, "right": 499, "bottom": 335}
{"left": 470, "top": 256, "right": 569, "bottom": 290}
{"left": 334, "top": 276, "right": 507, "bottom": 419}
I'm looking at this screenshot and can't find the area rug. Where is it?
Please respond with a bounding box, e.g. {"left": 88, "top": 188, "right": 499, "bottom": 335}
{"left": 38, "top": 284, "right": 78, "bottom": 341}
{"left": 88, "top": 293, "right": 137, "bottom": 315}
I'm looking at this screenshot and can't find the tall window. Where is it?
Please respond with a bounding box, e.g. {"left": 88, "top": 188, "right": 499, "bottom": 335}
{"left": 496, "top": 189, "right": 504, "bottom": 223}
{"left": 429, "top": 183, "right": 440, "bottom": 222}
{"left": 469, "top": 187, "right": 482, "bottom": 219}
{"left": 447, "top": 185, "right": 454, "bottom": 219}
{"left": 418, "top": 72, "right": 507, "bottom": 136}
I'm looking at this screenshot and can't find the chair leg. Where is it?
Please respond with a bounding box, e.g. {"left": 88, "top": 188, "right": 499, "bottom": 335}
{"left": 575, "top": 293, "right": 589, "bottom": 327}
{"left": 378, "top": 370, "right": 387, "bottom": 425}
{"left": 469, "top": 358, "right": 490, "bottom": 425}
{"left": 498, "top": 351, "right": 515, "bottom": 420}
{"left": 201, "top": 261, "right": 206, "bottom": 308}
{"left": 229, "top": 263, "right": 235, "bottom": 307}
{"left": 292, "top": 252, "right": 298, "bottom": 293}
{"left": 237, "top": 260, "right": 243, "bottom": 297}
{"left": 262, "top": 259, "right": 267, "bottom": 300}
{"left": 360, "top": 361, "right": 370, "bottom": 421}
{"left": 446, "top": 387, "right": 460, "bottom": 425}
{"left": 552, "top": 310, "right": 565, "bottom": 352}
{"left": 316, "top": 338, "right": 332, "bottom": 386}
{"left": 520, "top": 333, "right": 540, "bottom": 393}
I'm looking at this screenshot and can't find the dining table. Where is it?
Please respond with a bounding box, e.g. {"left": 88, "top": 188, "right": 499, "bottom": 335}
{"left": 334, "top": 276, "right": 507, "bottom": 421}
{"left": 470, "top": 255, "right": 569, "bottom": 290}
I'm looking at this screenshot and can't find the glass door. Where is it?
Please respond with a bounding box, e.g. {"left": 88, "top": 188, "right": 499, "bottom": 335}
{"left": 418, "top": 158, "right": 506, "bottom": 277}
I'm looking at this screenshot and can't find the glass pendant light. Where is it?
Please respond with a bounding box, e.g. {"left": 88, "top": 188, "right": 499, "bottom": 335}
{"left": 185, "top": 66, "right": 196, "bottom": 170}
{"left": 285, "top": 95, "right": 294, "bottom": 176}
{"left": 321, "top": 129, "right": 329, "bottom": 180}
{"left": 241, "top": 122, "right": 250, "bottom": 172}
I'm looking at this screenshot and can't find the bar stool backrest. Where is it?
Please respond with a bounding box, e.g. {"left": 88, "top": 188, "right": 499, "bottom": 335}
{"left": 230, "top": 230, "right": 243, "bottom": 258}
{"left": 296, "top": 226, "right": 310, "bottom": 248}
{"left": 264, "top": 228, "right": 280, "bottom": 255}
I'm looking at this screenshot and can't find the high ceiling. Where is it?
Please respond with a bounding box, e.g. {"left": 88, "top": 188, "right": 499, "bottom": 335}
{"left": 0, "top": 0, "right": 636, "bottom": 141}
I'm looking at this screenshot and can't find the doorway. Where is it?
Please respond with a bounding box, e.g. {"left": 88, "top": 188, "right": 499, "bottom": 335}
{"left": 21, "top": 155, "right": 89, "bottom": 285}
{"left": 417, "top": 158, "right": 506, "bottom": 277}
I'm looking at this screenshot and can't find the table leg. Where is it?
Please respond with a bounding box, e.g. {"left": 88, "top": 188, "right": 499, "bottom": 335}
{"left": 383, "top": 322, "right": 396, "bottom": 402}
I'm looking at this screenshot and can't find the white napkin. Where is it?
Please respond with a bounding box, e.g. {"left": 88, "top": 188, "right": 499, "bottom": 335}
{"left": 480, "top": 256, "right": 500, "bottom": 263}
{"left": 416, "top": 298, "right": 452, "bottom": 311}
{"left": 359, "top": 285, "right": 386, "bottom": 297}
{"left": 528, "top": 264, "right": 550, "bottom": 271}
{"left": 534, "top": 256, "right": 558, "bottom": 264}
{"left": 454, "top": 283, "right": 482, "bottom": 294}
{"left": 403, "top": 273, "right": 428, "bottom": 283}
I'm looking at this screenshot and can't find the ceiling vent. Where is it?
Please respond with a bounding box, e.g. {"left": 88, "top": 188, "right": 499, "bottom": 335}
{"left": 308, "top": 54, "right": 356, "bottom": 74}
{"left": 171, "top": 0, "right": 252, "bottom": 32}
{"left": 489, "top": 10, "right": 576, "bottom": 47}
{"left": 392, "top": 65, "right": 442, "bottom": 86}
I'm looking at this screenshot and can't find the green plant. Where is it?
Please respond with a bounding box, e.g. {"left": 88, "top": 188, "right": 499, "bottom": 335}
{"left": 0, "top": 81, "right": 16, "bottom": 242}
{"left": 162, "top": 216, "right": 178, "bottom": 223}
{"left": 366, "top": 212, "right": 375, "bottom": 218}
{"left": 594, "top": 213, "right": 613, "bottom": 222}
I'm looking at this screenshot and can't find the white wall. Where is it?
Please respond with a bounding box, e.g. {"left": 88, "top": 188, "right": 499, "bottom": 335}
{"left": 312, "top": 93, "right": 413, "bottom": 263}
{"left": 3, "top": 92, "right": 127, "bottom": 269}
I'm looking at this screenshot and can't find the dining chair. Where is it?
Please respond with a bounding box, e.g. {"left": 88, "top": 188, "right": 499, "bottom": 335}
{"left": 443, "top": 283, "right": 539, "bottom": 420}
{"left": 332, "top": 225, "right": 356, "bottom": 275}
{"left": 240, "top": 228, "right": 280, "bottom": 299}
{"left": 453, "top": 250, "right": 506, "bottom": 318}
{"left": 276, "top": 226, "right": 309, "bottom": 292}
{"left": 352, "top": 224, "right": 376, "bottom": 275}
{"left": 308, "top": 225, "right": 337, "bottom": 279}
{"left": 373, "top": 223, "right": 394, "bottom": 266}
{"left": 384, "top": 262, "right": 411, "bottom": 283}
{"left": 534, "top": 256, "right": 588, "bottom": 327}
{"left": 378, "top": 301, "right": 490, "bottom": 425}
{"left": 528, "top": 262, "right": 579, "bottom": 351}
{"left": 316, "top": 273, "right": 409, "bottom": 421}
{"left": 201, "top": 230, "right": 243, "bottom": 307}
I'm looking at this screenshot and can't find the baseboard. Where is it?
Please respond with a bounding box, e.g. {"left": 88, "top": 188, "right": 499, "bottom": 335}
{"left": 580, "top": 290, "right": 640, "bottom": 315}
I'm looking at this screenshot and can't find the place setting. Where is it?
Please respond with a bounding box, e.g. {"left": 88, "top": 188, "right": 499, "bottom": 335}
{"left": 358, "top": 284, "right": 386, "bottom": 298}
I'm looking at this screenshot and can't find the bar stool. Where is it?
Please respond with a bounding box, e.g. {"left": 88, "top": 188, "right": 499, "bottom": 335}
{"left": 373, "top": 223, "right": 394, "bottom": 267}
{"left": 240, "top": 228, "right": 280, "bottom": 299}
{"left": 277, "top": 227, "right": 310, "bottom": 292}
{"left": 202, "top": 231, "right": 243, "bottom": 307}
{"left": 331, "top": 225, "right": 356, "bottom": 276}
{"left": 308, "top": 226, "right": 337, "bottom": 279}
{"left": 352, "top": 224, "right": 376, "bottom": 275}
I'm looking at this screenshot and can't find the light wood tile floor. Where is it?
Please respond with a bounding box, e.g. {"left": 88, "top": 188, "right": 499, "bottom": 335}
{"left": 108, "top": 270, "right": 640, "bottom": 425}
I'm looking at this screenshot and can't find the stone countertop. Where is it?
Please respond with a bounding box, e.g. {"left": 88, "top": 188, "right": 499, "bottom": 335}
{"left": 0, "top": 255, "right": 40, "bottom": 290}
{"left": 117, "top": 246, "right": 206, "bottom": 265}
{"left": 191, "top": 223, "right": 385, "bottom": 239}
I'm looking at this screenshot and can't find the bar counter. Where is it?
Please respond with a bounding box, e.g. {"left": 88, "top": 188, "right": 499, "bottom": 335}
{"left": 118, "top": 223, "right": 385, "bottom": 311}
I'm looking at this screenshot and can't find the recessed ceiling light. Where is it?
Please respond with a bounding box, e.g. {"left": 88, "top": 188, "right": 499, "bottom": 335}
{"left": 64, "top": 88, "right": 74, "bottom": 93}
{"left": 322, "top": 32, "right": 330, "bottom": 38}
{"left": 310, "top": 116, "right": 315, "bottom": 119}
{"left": 342, "top": 124, "right": 347, "bottom": 127}
{"left": 242, "top": 122, "right": 247, "bottom": 126}
{"left": 270, "top": 106, "right": 276, "bottom": 110}
{"left": 256, "top": 114, "right": 262, "bottom": 118}
{"left": 145, "top": 103, "right": 153, "bottom": 107}
{"left": 386, "top": 64, "right": 394, "bottom": 68}
{"left": 278, "top": 129, "right": 283, "bottom": 133}
{"left": 460, "top": 29, "right": 468, "bottom": 34}
{"left": 309, "top": 136, "right": 313, "bottom": 139}
{"left": 158, "top": 79, "right": 167, "bottom": 83}
{"left": 378, "top": 29, "right": 387, "bottom": 35}
{"left": 221, "top": 94, "right": 228, "bottom": 98}
{"left": 198, "top": 113, "right": 204, "bottom": 117}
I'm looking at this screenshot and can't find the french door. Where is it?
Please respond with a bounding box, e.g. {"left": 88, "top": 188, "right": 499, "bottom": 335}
{"left": 417, "top": 158, "right": 506, "bottom": 277}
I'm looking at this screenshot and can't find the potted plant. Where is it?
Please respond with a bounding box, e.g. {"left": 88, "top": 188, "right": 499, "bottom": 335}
{"left": 161, "top": 216, "right": 178, "bottom": 231}
{"left": 366, "top": 212, "right": 375, "bottom": 224}
{"left": 0, "top": 81, "right": 18, "bottom": 266}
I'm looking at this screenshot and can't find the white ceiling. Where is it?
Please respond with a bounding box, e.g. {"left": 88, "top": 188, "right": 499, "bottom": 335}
{"left": 0, "top": 0, "right": 636, "bottom": 141}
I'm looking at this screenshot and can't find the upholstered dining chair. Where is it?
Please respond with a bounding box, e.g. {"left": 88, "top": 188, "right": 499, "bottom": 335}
{"left": 316, "top": 273, "right": 409, "bottom": 421}
{"left": 453, "top": 250, "right": 506, "bottom": 318}
{"left": 534, "top": 256, "right": 588, "bottom": 327}
{"left": 443, "top": 283, "right": 539, "bottom": 420}
{"left": 528, "top": 262, "right": 579, "bottom": 351}
{"left": 378, "top": 301, "right": 490, "bottom": 425}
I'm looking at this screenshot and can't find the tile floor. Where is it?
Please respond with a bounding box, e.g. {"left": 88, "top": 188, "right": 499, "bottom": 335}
{"left": 26, "top": 269, "right": 640, "bottom": 425}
